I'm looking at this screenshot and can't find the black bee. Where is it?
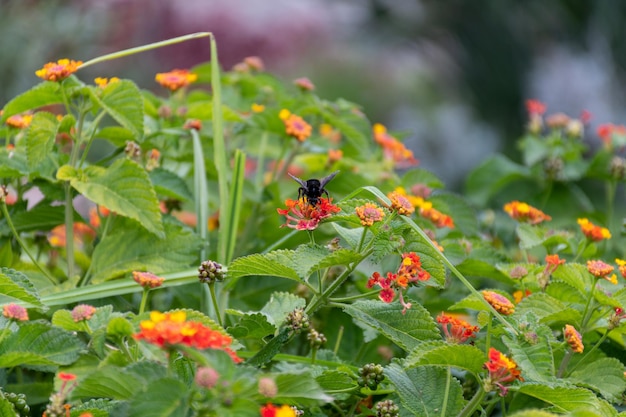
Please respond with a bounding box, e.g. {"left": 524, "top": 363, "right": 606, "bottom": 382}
{"left": 289, "top": 171, "right": 339, "bottom": 207}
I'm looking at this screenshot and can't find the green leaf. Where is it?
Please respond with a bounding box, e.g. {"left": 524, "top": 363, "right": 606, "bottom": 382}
{"left": 89, "top": 80, "right": 144, "bottom": 139}
{"left": 95, "top": 126, "right": 137, "bottom": 147}
{"left": 567, "top": 357, "right": 626, "bottom": 403}
{"left": 508, "top": 410, "right": 563, "bottom": 417}
{"left": 274, "top": 373, "right": 333, "bottom": 404}
{"left": 0, "top": 322, "right": 84, "bottom": 367}
{"left": 385, "top": 363, "right": 465, "bottom": 416}
{"left": 25, "top": 112, "right": 59, "bottom": 169}
{"left": 316, "top": 370, "right": 359, "bottom": 392}
{"left": 89, "top": 218, "right": 200, "bottom": 282}
{"left": 516, "top": 223, "right": 552, "bottom": 250}
{"left": 516, "top": 384, "right": 617, "bottom": 416}
{"left": 0, "top": 398, "right": 18, "bottom": 417}
{"left": 343, "top": 299, "right": 440, "bottom": 352}
{"left": 228, "top": 251, "right": 301, "bottom": 282}
{"left": 73, "top": 367, "right": 144, "bottom": 400}
{"left": 261, "top": 292, "right": 306, "bottom": 326}
{"left": 320, "top": 109, "right": 370, "bottom": 156}
{"left": 552, "top": 263, "right": 592, "bottom": 294}
{"left": 405, "top": 342, "right": 486, "bottom": 376}
{"left": 58, "top": 158, "right": 164, "bottom": 237}
{"left": 1, "top": 82, "right": 63, "bottom": 121}
{"left": 503, "top": 326, "right": 556, "bottom": 383}
{"left": 227, "top": 312, "right": 276, "bottom": 339}
{"left": 0, "top": 204, "right": 76, "bottom": 236}
{"left": 0, "top": 267, "right": 42, "bottom": 307}
{"left": 331, "top": 223, "right": 363, "bottom": 249}
{"left": 127, "top": 377, "right": 188, "bottom": 417}
{"left": 246, "top": 327, "right": 291, "bottom": 367}
{"left": 0, "top": 149, "right": 28, "bottom": 178}
{"left": 107, "top": 316, "right": 134, "bottom": 338}
{"left": 516, "top": 293, "right": 582, "bottom": 326}
{"left": 429, "top": 193, "right": 479, "bottom": 236}
{"left": 401, "top": 168, "right": 445, "bottom": 190}
{"left": 149, "top": 168, "right": 193, "bottom": 201}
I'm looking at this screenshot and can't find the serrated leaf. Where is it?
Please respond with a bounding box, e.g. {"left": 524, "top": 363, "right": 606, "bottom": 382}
{"left": 343, "top": 299, "right": 440, "bottom": 352}
{"left": 316, "top": 370, "right": 359, "bottom": 392}
{"left": 73, "top": 367, "right": 144, "bottom": 400}
{"left": 567, "top": 357, "right": 626, "bottom": 403}
{"left": 291, "top": 245, "right": 360, "bottom": 280}
{"left": 127, "top": 377, "right": 188, "bottom": 417}
{"left": 385, "top": 363, "right": 465, "bottom": 417}
{"left": 551, "top": 263, "right": 591, "bottom": 294}
{"left": 90, "top": 80, "right": 144, "bottom": 139}
{"left": 261, "top": 292, "right": 306, "bottom": 327}
{"left": 517, "top": 384, "right": 617, "bottom": 415}
{"left": 89, "top": 219, "right": 200, "bottom": 282}
{"left": 0, "top": 398, "right": 17, "bottom": 417}
{"left": 246, "top": 327, "right": 291, "bottom": 366}
{"left": 0, "top": 322, "right": 84, "bottom": 367}
{"left": 95, "top": 126, "right": 136, "bottom": 147}
{"left": 228, "top": 312, "right": 276, "bottom": 340}
{"left": 429, "top": 193, "right": 478, "bottom": 236}
{"left": 107, "top": 316, "right": 134, "bottom": 338}
{"left": 405, "top": 342, "right": 486, "bottom": 376}
{"left": 25, "top": 112, "right": 59, "bottom": 169}
{"left": 503, "top": 328, "right": 556, "bottom": 383}
{"left": 59, "top": 158, "right": 164, "bottom": 237}
{"left": 516, "top": 293, "right": 582, "bottom": 326}
{"left": 0, "top": 149, "right": 28, "bottom": 178}
{"left": 1, "top": 82, "right": 62, "bottom": 121}
{"left": 228, "top": 251, "right": 301, "bottom": 282}
{"left": 149, "top": 168, "right": 193, "bottom": 201}
{"left": 517, "top": 223, "right": 550, "bottom": 250}
{"left": 320, "top": 109, "right": 369, "bottom": 154}
{"left": 331, "top": 223, "right": 363, "bottom": 249}
{"left": 0, "top": 267, "right": 42, "bottom": 307}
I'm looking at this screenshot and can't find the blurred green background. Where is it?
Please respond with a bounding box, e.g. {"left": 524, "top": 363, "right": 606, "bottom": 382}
{"left": 2, "top": 0, "right": 626, "bottom": 188}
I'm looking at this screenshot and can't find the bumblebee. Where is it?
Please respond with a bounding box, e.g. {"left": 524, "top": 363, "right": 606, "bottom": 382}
{"left": 288, "top": 171, "right": 339, "bottom": 206}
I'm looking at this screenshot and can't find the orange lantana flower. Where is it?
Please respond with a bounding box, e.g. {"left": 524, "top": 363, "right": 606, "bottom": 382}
{"left": 564, "top": 324, "right": 584, "bottom": 353}
{"left": 503, "top": 201, "right": 551, "bottom": 225}
{"left": 483, "top": 291, "right": 515, "bottom": 315}
{"left": 484, "top": 347, "right": 523, "bottom": 396}
{"left": 277, "top": 198, "right": 340, "bottom": 230}
{"left": 355, "top": 203, "right": 385, "bottom": 226}
{"left": 279, "top": 109, "right": 312, "bottom": 142}
{"left": 5, "top": 113, "right": 33, "bottom": 129}
{"left": 586, "top": 260, "right": 616, "bottom": 284}
{"left": 577, "top": 218, "right": 611, "bottom": 241}
{"left": 386, "top": 190, "right": 415, "bottom": 216}
{"left": 36, "top": 59, "right": 82, "bottom": 81}
{"left": 155, "top": 69, "right": 197, "bottom": 91}
{"left": 134, "top": 311, "right": 241, "bottom": 362}
{"left": 373, "top": 123, "right": 418, "bottom": 168}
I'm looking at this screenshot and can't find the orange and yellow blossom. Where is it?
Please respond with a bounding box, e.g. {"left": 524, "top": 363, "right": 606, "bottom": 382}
{"left": 482, "top": 290, "right": 515, "bottom": 315}
{"left": 577, "top": 218, "right": 611, "bottom": 241}
{"left": 5, "top": 113, "right": 33, "bottom": 129}
{"left": 134, "top": 311, "right": 242, "bottom": 362}
{"left": 155, "top": 69, "right": 197, "bottom": 91}
{"left": 386, "top": 190, "right": 415, "bottom": 216}
{"left": 260, "top": 404, "right": 297, "bottom": 417}
{"left": 392, "top": 187, "right": 454, "bottom": 228}
{"left": 355, "top": 203, "right": 385, "bottom": 226}
{"left": 437, "top": 313, "right": 479, "bottom": 344}
{"left": 616, "top": 259, "right": 626, "bottom": 279}
{"left": 279, "top": 109, "right": 312, "bottom": 142}
{"left": 94, "top": 77, "right": 120, "bottom": 88}
{"left": 586, "top": 260, "right": 617, "bottom": 284}
{"left": 564, "top": 324, "right": 584, "bottom": 353}
{"left": 484, "top": 347, "right": 523, "bottom": 396}
{"left": 503, "top": 201, "right": 551, "bottom": 225}
{"left": 36, "top": 59, "right": 82, "bottom": 81}
{"left": 277, "top": 198, "right": 340, "bottom": 231}
{"left": 373, "top": 123, "right": 418, "bottom": 168}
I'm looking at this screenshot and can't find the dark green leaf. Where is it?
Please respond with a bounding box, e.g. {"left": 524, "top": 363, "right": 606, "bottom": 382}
{"left": 405, "top": 342, "right": 486, "bottom": 376}
{"left": 149, "top": 168, "right": 193, "bottom": 201}
{"left": 227, "top": 312, "right": 276, "bottom": 339}
{"left": 517, "top": 384, "right": 616, "bottom": 415}
{"left": 25, "top": 112, "right": 59, "bottom": 169}
{"left": 73, "top": 367, "right": 144, "bottom": 400}
{"left": 316, "top": 370, "right": 359, "bottom": 392}
{"left": 343, "top": 299, "right": 440, "bottom": 352}
{"left": 567, "top": 357, "right": 626, "bottom": 403}
{"left": 274, "top": 373, "right": 333, "bottom": 404}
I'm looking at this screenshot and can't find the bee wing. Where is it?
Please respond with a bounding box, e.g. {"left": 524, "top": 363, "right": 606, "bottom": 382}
{"left": 288, "top": 172, "right": 308, "bottom": 188}
{"left": 320, "top": 170, "right": 340, "bottom": 188}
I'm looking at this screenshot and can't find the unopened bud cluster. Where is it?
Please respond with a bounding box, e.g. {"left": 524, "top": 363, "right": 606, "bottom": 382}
{"left": 124, "top": 141, "right": 141, "bottom": 159}
{"left": 285, "top": 307, "right": 309, "bottom": 333}
{"left": 307, "top": 328, "right": 327, "bottom": 348}
{"left": 198, "top": 260, "right": 226, "bottom": 284}
{"left": 375, "top": 399, "right": 399, "bottom": 417}
{"left": 358, "top": 363, "right": 385, "bottom": 389}
{"left": 4, "top": 391, "right": 30, "bottom": 416}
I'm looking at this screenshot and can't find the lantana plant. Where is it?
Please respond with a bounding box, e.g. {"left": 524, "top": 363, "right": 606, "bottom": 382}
{"left": 0, "top": 32, "right": 625, "bottom": 417}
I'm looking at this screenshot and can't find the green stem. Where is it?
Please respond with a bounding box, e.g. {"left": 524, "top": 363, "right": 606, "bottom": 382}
{"left": 580, "top": 282, "right": 597, "bottom": 331}
{"left": 64, "top": 182, "right": 76, "bottom": 281}
{"left": 485, "top": 313, "right": 493, "bottom": 354}
{"left": 311, "top": 347, "right": 317, "bottom": 364}
{"left": 457, "top": 385, "right": 486, "bottom": 417}
{"left": 78, "top": 33, "right": 213, "bottom": 70}
{"left": 330, "top": 290, "right": 379, "bottom": 302}
{"left": 208, "top": 282, "right": 223, "bottom": 327}
{"left": 556, "top": 349, "right": 574, "bottom": 378}
{"left": 138, "top": 288, "right": 150, "bottom": 315}
{"left": 333, "top": 326, "right": 344, "bottom": 355}
{"left": 356, "top": 227, "right": 367, "bottom": 253}
{"left": 79, "top": 212, "right": 113, "bottom": 286}
{"left": 440, "top": 366, "right": 451, "bottom": 417}
{"left": 1, "top": 203, "right": 56, "bottom": 284}
{"left": 606, "top": 179, "right": 616, "bottom": 228}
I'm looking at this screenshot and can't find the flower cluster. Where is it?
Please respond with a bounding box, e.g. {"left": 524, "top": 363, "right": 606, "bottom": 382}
{"left": 537, "top": 254, "right": 566, "bottom": 289}
{"left": 133, "top": 271, "right": 165, "bottom": 289}
{"left": 484, "top": 348, "right": 523, "bottom": 396}
{"left": 5, "top": 113, "right": 33, "bottom": 129}
{"left": 260, "top": 404, "right": 298, "bottom": 417}
{"left": 71, "top": 304, "right": 96, "bottom": 322}
{"left": 386, "top": 191, "right": 415, "bottom": 216}
{"left": 482, "top": 291, "right": 515, "bottom": 315}
{"left": 391, "top": 187, "right": 454, "bottom": 228}
{"left": 437, "top": 313, "right": 479, "bottom": 344}
{"left": 3, "top": 303, "right": 28, "bottom": 321}
{"left": 563, "top": 324, "right": 584, "bottom": 353}
{"left": 94, "top": 77, "right": 120, "bottom": 88}
{"left": 503, "top": 201, "right": 551, "bottom": 225}
{"left": 367, "top": 252, "right": 431, "bottom": 314}
{"left": 597, "top": 123, "right": 626, "bottom": 147}
{"left": 577, "top": 218, "right": 611, "bottom": 241}
{"left": 155, "top": 69, "right": 197, "bottom": 91}
{"left": 355, "top": 203, "right": 386, "bottom": 226}
{"left": 586, "top": 260, "right": 617, "bottom": 284}
{"left": 36, "top": 59, "right": 82, "bottom": 81}
{"left": 277, "top": 198, "right": 340, "bottom": 230}
{"left": 134, "top": 311, "right": 242, "bottom": 362}
{"left": 279, "top": 109, "right": 312, "bottom": 142}
{"left": 373, "top": 123, "right": 418, "bottom": 168}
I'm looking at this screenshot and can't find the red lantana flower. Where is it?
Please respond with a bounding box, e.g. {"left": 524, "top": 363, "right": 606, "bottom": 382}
{"left": 437, "top": 313, "right": 479, "bottom": 344}
{"left": 277, "top": 198, "right": 340, "bottom": 230}
{"left": 525, "top": 99, "right": 546, "bottom": 116}
{"left": 484, "top": 347, "right": 523, "bottom": 396}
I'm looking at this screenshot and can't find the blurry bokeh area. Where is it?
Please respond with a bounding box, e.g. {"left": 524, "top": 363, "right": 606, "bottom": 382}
{"left": 2, "top": 0, "right": 626, "bottom": 188}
